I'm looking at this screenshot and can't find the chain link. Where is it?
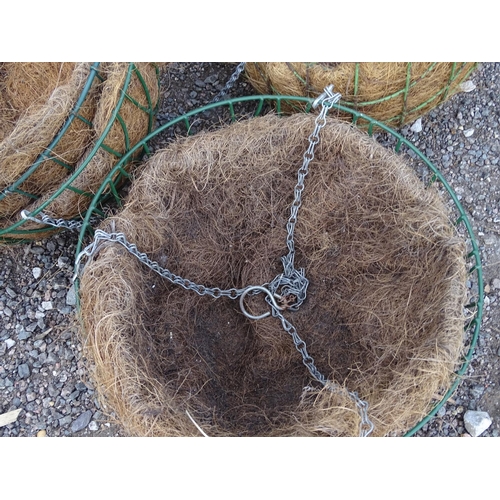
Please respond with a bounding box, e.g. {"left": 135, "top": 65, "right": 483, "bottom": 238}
{"left": 21, "top": 210, "right": 101, "bottom": 232}
{"left": 212, "top": 62, "right": 246, "bottom": 103}
{"left": 269, "top": 301, "right": 374, "bottom": 437}
{"left": 74, "top": 229, "right": 256, "bottom": 299}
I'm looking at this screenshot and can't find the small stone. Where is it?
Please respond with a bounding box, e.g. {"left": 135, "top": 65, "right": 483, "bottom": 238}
{"left": 470, "top": 385, "right": 485, "bottom": 399}
{"left": 18, "top": 363, "right": 30, "bottom": 379}
{"left": 5, "top": 338, "right": 16, "bottom": 349}
{"left": 484, "top": 284, "right": 490, "bottom": 293}
{"left": 463, "top": 128, "right": 474, "bottom": 138}
{"left": 437, "top": 406, "right": 446, "bottom": 417}
{"left": 66, "top": 285, "right": 77, "bottom": 306}
{"left": 464, "top": 410, "right": 492, "bottom": 437}
{"left": 71, "top": 410, "right": 93, "bottom": 433}
{"left": 459, "top": 80, "right": 476, "bottom": 93}
{"left": 59, "top": 415, "right": 72, "bottom": 427}
{"left": 17, "top": 328, "right": 31, "bottom": 341}
{"left": 0, "top": 409, "right": 22, "bottom": 427}
{"left": 57, "top": 256, "right": 70, "bottom": 268}
{"left": 5, "top": 287, "right": 17, "bottom": 298}
{"left": 32, "top": 267, "right": 42, "bottom": 279}
{"left": 26, "top": 392, "right": 37, "bottom": 403}
{"left": 88, "top": 421, "right": 99, "bottom": 431}
{"left": 75, "top": 381, "right": 88, "bottom": 392}
{"left": 492, "top": 278, "right": 500, "bottom": 290}
{"left": 410, "top": 118, "right": 423, "bottom": 133}
{"left": 41, "top": 301, "right": 53, "bottom": 311}
{"left": 37, "top": 430, "right": 47, "bottom": 437}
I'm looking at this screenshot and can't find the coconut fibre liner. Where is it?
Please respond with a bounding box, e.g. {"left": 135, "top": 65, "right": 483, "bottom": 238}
{"left": 79, "top": 113, "right": 467, "bottom": 437}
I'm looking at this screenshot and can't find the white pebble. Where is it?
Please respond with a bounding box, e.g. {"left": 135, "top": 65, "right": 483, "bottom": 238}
{"left": 41, "top": 301, "right": 53, "bottom": 311}
{"left": 459, "top": 80, "right": 476, "bottom": 93}
{"left": 66, "top": 285, "right": 77, "bottom": 306}
{"left": 32, "top": 267, "right": 42, "bottom": 279}
{"left": 464, "top": 410, "right": 492, "bottom": 437}
{"left": 463, "top": 128, "right": 474, "bottom": 138}
{"left": 410, "top": 117, "right": 422, "bottom": 133}
{"left": 89, "top": 421, "right": 99, "bottom": 431}
{"left": 5, "top": 339, "right": 16, "bottom": 349}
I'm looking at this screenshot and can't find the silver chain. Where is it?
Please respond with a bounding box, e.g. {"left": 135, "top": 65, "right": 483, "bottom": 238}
{"left": 59, "top": 85, "right": 374, "bottom": 436}
{"left": 267, "top": 85, "right": 341, "bottom": 311}
{"left": 74, "top": 228, "right": 373, "bottom": 436}
{"left": 212, "top": 62, "right": 246, "bottom": 103}
{"left": 73, "top": 228, "right": 256, "bottom": 298}
{"left": 271, "top": 299, "right": 374, "bottom": 437}
{"left": 21, "top": 210, "right": 102, "bottom": 232}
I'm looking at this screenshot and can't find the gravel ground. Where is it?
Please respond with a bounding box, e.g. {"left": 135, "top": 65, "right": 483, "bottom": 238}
{"left": 1, "top": 62, "right": 499, "bottom": 437}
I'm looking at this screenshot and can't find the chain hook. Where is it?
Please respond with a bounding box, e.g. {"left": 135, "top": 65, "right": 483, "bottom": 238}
{"left": 239, "top": 285, "right": 284, "bottom": 320}
{"left": 312, "top": 84, "right": 342, "bottom": 109}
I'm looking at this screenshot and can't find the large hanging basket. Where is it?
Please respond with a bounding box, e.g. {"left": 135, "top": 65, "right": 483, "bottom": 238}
{"left": 245, "top": 63, "right": 477, "bottom": 127}
{"left": 0, "top": 62, "right": 163, "bottom": 243}
{"left": 75, "top": 96, "right": 483, "bottom": 437}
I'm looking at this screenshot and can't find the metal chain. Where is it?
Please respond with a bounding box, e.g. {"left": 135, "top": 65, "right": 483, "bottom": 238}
{"left": 73, "top": 229, "right": 256, "bottom": 300}
{"left": 70, "top": 86, "right": 374, "bottom": 436}
{"left": 212, "top": 62, "right": 246, "bottom": 103}
{"left": 21, "top": 209, "right": 102, "bottom": 232}
{"left": 269, "top": 300, "right": 374, "bottom": 437}
{"left": 268, "top": 84, "right": 341, "bottom": 310}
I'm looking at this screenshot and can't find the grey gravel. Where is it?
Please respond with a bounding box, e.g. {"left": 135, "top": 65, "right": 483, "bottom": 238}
{"left": 1, "top": 62, "right": 499, "bottom": 437}
{"left": 71, "top": 410, "right": 93, "bottom": 433}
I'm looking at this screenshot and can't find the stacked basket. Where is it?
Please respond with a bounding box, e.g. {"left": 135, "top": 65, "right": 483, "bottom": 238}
{"left": 244, "top": 62, "right": 477, "bottom": 126}
{"left": 0, "top": 62, "right": 162, "bottom": 243}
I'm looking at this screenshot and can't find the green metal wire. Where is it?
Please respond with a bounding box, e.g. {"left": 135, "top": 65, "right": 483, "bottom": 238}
{"left": 399, "top": 62, "right": 413, "bottom": 126}
{"left": 0, "top": 63, "right": 160, "bottom": 243}
{"left": 353, "top": 63, "right": 360, "bottom": 97}
{"left": 74, "top": 95, "right": 483, "bottom": 437}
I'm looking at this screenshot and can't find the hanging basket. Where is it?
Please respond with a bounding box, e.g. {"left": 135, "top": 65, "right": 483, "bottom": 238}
{"left": 0, "top": 62, "right": 163, "bottom": 243}
{"left": 75, "top": 95, "right": 483, "bottom": 437}
{"left": 245, "top": 63, "right": 477, "bottom": 127}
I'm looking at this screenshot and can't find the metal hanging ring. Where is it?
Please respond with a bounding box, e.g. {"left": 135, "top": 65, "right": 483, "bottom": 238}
{"left": 239, "top": 285, "right": 284, "bottom": 320}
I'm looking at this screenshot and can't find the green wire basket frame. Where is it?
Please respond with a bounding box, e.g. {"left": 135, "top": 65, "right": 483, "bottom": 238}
{"left": 73, "top": 94, "right": 484, "bottom": 437}
{"left": 0, "top": 62, "right": 160, "bottom": 244}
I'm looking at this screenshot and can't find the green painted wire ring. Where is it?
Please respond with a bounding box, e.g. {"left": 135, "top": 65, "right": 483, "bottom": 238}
{"left": 74, "top": 95, "right": 483, "bottom": 437}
